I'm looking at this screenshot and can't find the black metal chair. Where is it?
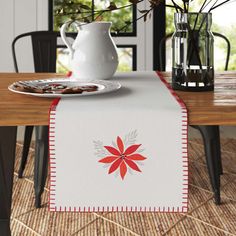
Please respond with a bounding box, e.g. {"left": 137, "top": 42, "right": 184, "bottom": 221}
{"left": 159, "top": 32, "right": 231, "bottom": 204}
{"left": 12, "top": 31, "right": 73, "bottom": 207}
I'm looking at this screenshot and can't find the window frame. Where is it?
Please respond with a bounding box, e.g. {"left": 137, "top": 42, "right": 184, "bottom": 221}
{"left": 153, "top": 4, "right": 166, "bottom": 71}
{"left": 48, "top": 0, "right": 137, "bottom": 37}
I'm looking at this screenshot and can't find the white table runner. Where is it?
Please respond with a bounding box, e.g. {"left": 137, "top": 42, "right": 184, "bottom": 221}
{"left": 49, "top": 71, "right": 188, "bottom": 213}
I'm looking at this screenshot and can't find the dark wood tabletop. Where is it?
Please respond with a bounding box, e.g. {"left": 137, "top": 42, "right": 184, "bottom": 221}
{"left": 0, "top": 71, "right": 236, "bottom": 126}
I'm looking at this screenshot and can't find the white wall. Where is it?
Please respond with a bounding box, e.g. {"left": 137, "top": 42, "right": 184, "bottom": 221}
{"left": 0, "top": 0, "right": 48, "bottom": 72}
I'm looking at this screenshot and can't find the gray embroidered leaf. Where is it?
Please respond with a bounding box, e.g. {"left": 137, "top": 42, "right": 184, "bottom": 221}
{"left": 137, "top": 162, "right": 145, "bottom": 166}
{"left": 128, "top": 167, "right": 133, "bottom": 175}
{"left": 124, "top": 130, "right": 138, "bottom": 146}
{"left": 93, "top": 140, "right": 109, "bottom": 157}
{"left": 115, "top": 170, "right": 119, "bottom": 178}
{"left": 103, "top": 163, "right": 110, "bottom": 169}
{"left": 137, "top": 148, "right": 144, "bottom": 153}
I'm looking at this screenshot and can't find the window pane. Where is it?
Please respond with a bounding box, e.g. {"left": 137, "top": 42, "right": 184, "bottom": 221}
{"left": 117, "top": 47, "right": 133, "bottom": 72}
{"left": 56, "top": 47, "right": 134, "bottom": 73}
{"left": 53, "top": 0, "right": 92, "bottom": 32}
{"left": 94, "top": 0, "right": 134, "bottom": 33}
{"left": 211, "top": 2, "right": 236, "bottom": 70}
{"left": 53, "top": 0, "right": 134, "bottom": 34}
{"left": 56, "top": 48, "right": 70, "bottom": 73}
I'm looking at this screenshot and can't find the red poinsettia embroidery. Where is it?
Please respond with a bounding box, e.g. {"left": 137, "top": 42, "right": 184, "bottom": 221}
{"left": 98, "top": 136, "right": 146, "bottom": 180}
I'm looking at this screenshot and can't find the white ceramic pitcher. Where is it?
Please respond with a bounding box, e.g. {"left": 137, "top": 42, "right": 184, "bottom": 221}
{"left": 60, "top": 21, "right": 119, "bottom": 81}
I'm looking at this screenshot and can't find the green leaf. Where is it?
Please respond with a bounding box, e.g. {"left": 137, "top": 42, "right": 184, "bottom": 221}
{"left": 80, "top": 4, "right": 91, "bottom": 10}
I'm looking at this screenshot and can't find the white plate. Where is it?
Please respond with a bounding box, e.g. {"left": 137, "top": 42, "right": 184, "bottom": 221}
{"left": 8, "top": 78, "right": 121, "bottom": 98}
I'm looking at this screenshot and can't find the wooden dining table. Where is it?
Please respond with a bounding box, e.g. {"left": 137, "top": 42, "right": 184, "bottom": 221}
{"left": 1, "top": 71, "right": 236, "bottom": 236}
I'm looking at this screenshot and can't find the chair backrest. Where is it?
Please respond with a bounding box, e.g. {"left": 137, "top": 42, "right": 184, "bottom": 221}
{"left": 12, "top": 31, "right": 75, "bottom": 73}
{"left": 159, "top": 32, "right": 231, "bottom": 71}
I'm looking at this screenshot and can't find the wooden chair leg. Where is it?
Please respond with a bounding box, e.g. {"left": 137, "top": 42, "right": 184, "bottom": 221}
{"left": 18, "top": 126, "right": 34, "bottom": 178}
{"left": 192, "top": 125, "right": 221, "bottom": 204}
{"left": 34, "top": 126, "right": 48, "bottom": 208}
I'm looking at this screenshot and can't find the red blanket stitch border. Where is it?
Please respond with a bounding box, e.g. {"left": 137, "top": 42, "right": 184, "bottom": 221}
{"left": 156, "top": 71, "right": 189, "bottom": 213}
{"left": 48, "top": 72, "right": 188, "bottom": 213}
{"left": 48, "top": 98, "right": 61, "bottom": 212}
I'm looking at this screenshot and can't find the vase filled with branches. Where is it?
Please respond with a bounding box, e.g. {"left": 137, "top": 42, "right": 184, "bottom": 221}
{"left": 172, "top": 12, "right": 214, "bottom": 91}
{"left": 167, "top": 0, "right": 232, "bottom": 91}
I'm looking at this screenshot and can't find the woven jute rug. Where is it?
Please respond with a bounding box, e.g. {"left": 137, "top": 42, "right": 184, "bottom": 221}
{"left": 11, "top": 139, "right": 236, "bottom": 236}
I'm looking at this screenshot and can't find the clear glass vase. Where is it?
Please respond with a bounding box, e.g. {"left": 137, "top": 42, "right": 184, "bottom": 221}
{"left": 172, "top": 13, "right": 214, "bottom": 91}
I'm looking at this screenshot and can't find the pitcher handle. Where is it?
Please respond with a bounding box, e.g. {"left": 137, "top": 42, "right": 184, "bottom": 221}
{"left": 60, "top": 22, "right": 75, "bottom": 59}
